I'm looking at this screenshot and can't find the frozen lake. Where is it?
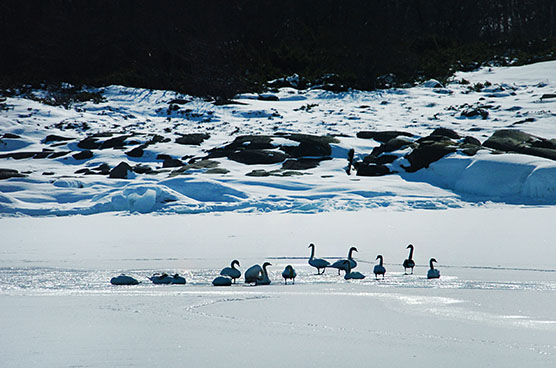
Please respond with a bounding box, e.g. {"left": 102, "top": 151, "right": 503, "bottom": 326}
{"left": 1, "top": 208, "right": 555, "bottom": 367}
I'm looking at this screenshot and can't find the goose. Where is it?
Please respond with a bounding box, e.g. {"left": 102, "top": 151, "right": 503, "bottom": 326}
{"left": 427, "top": 258, "right": 440, "bottom": 279}
{"left": 403, "top": 244, "right": 416, "bottom": 274}
{"left": 110, "top": 274, "right": 139, "bottom": 285}
{"left": 373, "top": 255, "right": 386, "bottom": 279}
{"left": 344, "top": 260, "right": 365, "bottom": 280}
{"left": 282, "top": 265, "right": 297, "bottom": 284}
{"left": 220, "top": 260, "right": 241, "bottom": 283}
{"left": 245, "top": 262, "right": 272, "bottom": 285}
{"left": 330, "top": 246, "right": 358, "bottom": 275}
{"left": 212, "top": 276, "right": 232, "bottom": 286}
{"left": 149, "top": 273, "right": 186, "bottom": 285}
{"left": 308, "top": 243, "right": 330, "bottom": 275}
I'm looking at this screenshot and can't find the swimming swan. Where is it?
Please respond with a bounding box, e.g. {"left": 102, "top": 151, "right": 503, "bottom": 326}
{"left": 427, "top": 258, "right": 440, "bottom": 279}
{"left": 344, "top": 260, "right": 365, "bottom": 280}
{"left": 403, "top": 244, "right": 416, "bottom": 274}
{"left": 373, "top": 255, "right": 386, "bottom": 279}
{"left": 308, "top": 243, "right": 330, "bottom": 275}
{"left": 110, "top": 274, "right": 139, "bottom": 285}
{"left": 330, "top": 246, "right": 358, "bottom": 275}
{"left": 245, "top": 262, "right": 272, "bottom": 285}
{"left": 220, "top": 260, "right": 241, "bottom": 283}
{"left": 282, "top": 265, "right": 297, "bottom": 284}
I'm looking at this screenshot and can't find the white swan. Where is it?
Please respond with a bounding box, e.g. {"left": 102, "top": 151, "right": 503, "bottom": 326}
{"left": 403, "top": 244, "right": 416, "bottom": 274}
{"left": 344, "top": 260, "right": 365, "bottom": 280}
{"left": 282, "top": 265, "right": 297, "bottom": 284}
{"left": 330, "top": 246, "right": 358, "bottom": 275}
{"left": 245, "top": 262, "right": 272, "bottom": 285}
{"left": 427, "top": 258, "right": 440, "bottom": 279}
{"left": 220, "top": 260, "right": 241, "bottom": 283}
{"left": 149, "top": 273, "right": 186, "bottom": 284}
{"left": 212, "top": 276, "right": 232, "bottom": 286}
{"left": 110, "top": 274, "right": 139, "bottom": 285}
{"left": 308, "top": 243, "right": 330, "bottom": 274}
{"left": 373, "top": 255, "right": 386, "bottom": 279}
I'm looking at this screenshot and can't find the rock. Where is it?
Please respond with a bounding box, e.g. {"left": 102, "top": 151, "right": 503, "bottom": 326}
{"left": 279, "top": 134, "right": 337, "bottom": 157}
{"left": 169, "top": 98, "right": 190, "bottom": 105}
{"left": 77, "top": 137, "right": 101, "bottom": 150}
{"left": 356, "top": 163, "right": 391, "bottom": 176}
{"left": 0, "top": 151, "right": 40, "bottom": 159}
{"left": 133, "top": 164, "right": 154, "bottom": 174}
{"left": 205, "top": 168, "right": 230, "bottom": 174}
{"left": 371, "top": 137, "right": 415, "bottom": 156}
{"left": 175, "top": 133, "right": 210, "bottom": 146}
{"left": 363, "top": 154, "right": 398, "bottom": 165}
{"left": 461, "top": 106, "right": 489, "bottom": 119}
{"left": 109, "top": 162, "right": 133, "bottom": 179}
{"left": 246, "top": 169, "right": 271, "bottom": 177}
{"left": 162, "top": 157, "right": 184, "bottom": 168}
{"left": 2, "top": 133, "right": 20, "bottom": 139}
{"left": 48, "top": 151, "right": 71, "bottom": 159}
{"left": 540, "top": 94, "right": 556, "bottom": 101}
{"left": 258, "top": 93, "right": 279, "bottom": 101}
{"left": 33, "top": 150, "right": 54, "bottom": 159}
{"left": 430, "top": 128, "right": 460, "bottom": 140}
{"left": 229, "top": 149, "right": 287, "bottom": 165}
{"left": 483, "top": 130, "right": 551, "bottom": 152}
{"left": 422, "top": 79, "right": 443, "bottom": 88}
{"left": 126, "top": 145, "right": 145, "bottom": 158}
{"left": 0, "top": 168, "right": 25, "bottom": 180}
{"left": 403, "top": 142, "right": 457, "bottom": 172}
{"left": 93, "top": 163, "right": 111, "bottom": 175}
{"left": 44, "top": 135, "right": 73, "bottom": 144}
{"left": 100, "top": 135, "right": 130, "bottom": 149}
{"left": 72, "top": 150, "right": 93, "bottom": 160}
{"left": 463, "top": 136, "right": 482, "bottom": 146}
{"left": 356, "top": 130, "right": 414, "bottom": 143}
{"left": 281, "top": 158, "right": 327, "bottom": 170}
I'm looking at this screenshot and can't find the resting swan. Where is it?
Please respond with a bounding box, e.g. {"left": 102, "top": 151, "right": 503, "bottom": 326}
{"left": 343, "top": 260, "right": 365, "bottom": 280}
{"left": 330, "top": 246, "right": 358, "bottom": 275}
{"left": 110, "top": 274, "right": 139, "bottom": 285}
{"left": 245, "top": 262, "right": 272, "bottom": 285}
{"left": 403, "top": 244, "right": 416, "bottom": 274}
{"left": 373, "top": 255, "right": 386, "bottom": 279}
{"left": 212, "top": 276, "right": 232, "bottom": 286}
{"left": 308, "top": 243, "right": 330, "bottom": 275}
{"left": 149, "top": 273, "right": 186, "bottom": 284}
{"left": 220, "top": 260, "right": 241, "bottom": 283}
{"left": 427, "top": 258, "right": 440, "bottom": 279}
{"left": 282, "top": 265, "right": 297, "bottom": 284}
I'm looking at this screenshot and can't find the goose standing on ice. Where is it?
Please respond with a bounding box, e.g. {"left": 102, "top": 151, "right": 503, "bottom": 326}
{"left": 403, "top": 244, "right": 416, "bottom": 274}
{"left": 220, "top": 260, "right": 241, "bottom": 283}
{"left": 373, "top": 255, "right": 386, "bottom": 279}
{"left": 282, "top": 265, "right": 297, "bottom": 284}
{"left": 245, "top": 262, "right": 272, "bottom": 285}
{"left": 330, "top": 246, "right": 358, "bottom": 275}
{"left": 308, "top": 243, "right": 330, "bottom": 275}
{"left": 427, "top": 258, "right": 440, "bottom": 279}
{"left": 344, "top": 260, "right": 365, "bottom": 280}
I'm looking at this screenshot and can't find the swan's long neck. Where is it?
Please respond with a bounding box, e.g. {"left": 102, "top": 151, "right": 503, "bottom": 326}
{"left": 262, "top": 264, "right": 269, "bottom": 277}
{"left": 232, "top": 261, "right": 239, "bottom": 270}
{"left": 309, "top": 245, "right": 315, "bottom": 260}
{"left": 379, "top": 256, "right": 383, "bottom": 266}
{"left": 429, "top": 260, "right": 435, "bottom": 269}
{"left": 348, "top": 248, "right": 354, "bottom": 259}
{"left": 408, "top": 247, "right": 414, "bottom": 260}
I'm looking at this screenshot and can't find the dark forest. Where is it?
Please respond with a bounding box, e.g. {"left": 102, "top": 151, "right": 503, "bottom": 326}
{"left": 1, "top": 0, "right": 555, "bottom": 97}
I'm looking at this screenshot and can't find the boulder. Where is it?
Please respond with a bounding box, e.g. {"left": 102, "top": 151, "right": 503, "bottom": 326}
{"left": 482, "top": 130, "right": 556, "bottom": 154}
{"left": 279, "top": 134, "right": 337, "bottom": 157}
{"left": 229, "top": 149, "right": 287, "bottom": 165}
{"left": 356, "top": 163, "right": 391, "bottom": 176}
{"left": 162, "top": 157, "right": 184, "bottom": 168}
{"left": 126, "top": 146, "right": 145, "bottom": 158}
{"left": 100, "top": 135, "right": 130, "bottom": 149}
{"left": 0, "top": 168, "right": 25, "bottom": 180}
{"left": 429, "top": 128, "right": 460, "bottom": 140}
{"left": 72, "top": 150, "right": 93, "bottom": 160}
{"left": 175, "top": 133, "right": 210, "bottom": 146}
{"left": 403, "top": 142, "right": 457, "bottom": 172}
{"left": 281, "top": 158, "right": 328, "bottom": 170}
{"left": 356, "top": 130, "right": 414, "bottom": 143}
{"left": 109, "top": 162, "right": 133, "bottom": 179}
{"left": 77, "top": 137, "right": 101, "bottom": 150}
{"left": 371, "top": 137, "right": 415, "bottom": 156}
{"left": 44, "top": 135, "right": 73, "bottom": 143}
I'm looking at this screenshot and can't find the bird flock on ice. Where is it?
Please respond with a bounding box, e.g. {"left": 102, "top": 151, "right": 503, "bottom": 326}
{"left": 110, "top": 243, "right": 440, "bottom": 286}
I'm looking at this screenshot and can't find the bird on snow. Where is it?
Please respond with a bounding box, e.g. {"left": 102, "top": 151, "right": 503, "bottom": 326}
{"left": 427, "top": 258, "right": 440, "bottom": 279}
{"left": 212, "top": 276, "right": 233, "bottom": 286}
{"left": 307, "top": 243, "right": 330, "bottom": 275}
{"left": 282, "top": 265, "right": 297, "bottom": 284}
{"left": 149, "top": 273, "right": 186, "bottom": 284}
{"left": 343, "top": 260, "right": 365, "bottom": 280}
{"left": 373, "top": 255, "right": 386, "bottom": 279}
{"left": 110, "top": 274, "right": 139, "bottom": 285}
{"left": 220, "top": 259, "right": 241, "bottom": 283}
{"left": 330, "top": 246, "right": 358, "bottom": 275}
{"left": 244, "top": 262, "right": 272, "bottom": 285}
{"left": 403, "top": 244, "right": 416, "bottom": 275}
